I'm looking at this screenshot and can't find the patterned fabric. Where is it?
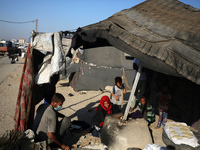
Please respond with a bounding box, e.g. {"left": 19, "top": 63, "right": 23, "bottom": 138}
{"left": 138, "top": 102, "right": 155, "bottom": 123}
{"left": 14, "top": 44, "right": 35, "bottom": 131}
{"left": 157, "top": 111, "right": 168, "bottom": 128}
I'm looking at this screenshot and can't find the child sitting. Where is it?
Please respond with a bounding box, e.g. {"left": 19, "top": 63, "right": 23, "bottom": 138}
{"left": 130, "top": 96, "right": 155, "bottom": 126}
{"left": 110, "top": 76, "right": 126, "bottom": 109}
{"left": 138, "top": 96, "right": 155, "bottom": 125}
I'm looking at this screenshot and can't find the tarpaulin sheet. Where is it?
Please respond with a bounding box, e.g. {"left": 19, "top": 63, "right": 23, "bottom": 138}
{"left": 71, "top": 0, "right": 200, "bottom": 85}
{"left": 32, "top": 32, "right": 66, "bottom": 84}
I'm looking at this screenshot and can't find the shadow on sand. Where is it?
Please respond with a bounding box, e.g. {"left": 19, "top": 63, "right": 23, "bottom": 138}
{"left": 61, "top": 91, "right": 131, "bottom": 148}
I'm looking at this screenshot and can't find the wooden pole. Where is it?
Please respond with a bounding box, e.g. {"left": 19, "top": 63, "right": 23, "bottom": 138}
{"left": 123, "top": 66, "right": 142, "bottom": 121}
{"left": 36, "top": 19, "right": 38, "bottom": 32}
{"left": 121, "top": 67, "right": 124, "bottom": 109}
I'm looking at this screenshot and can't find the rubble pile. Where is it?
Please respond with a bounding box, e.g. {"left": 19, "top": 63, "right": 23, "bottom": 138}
{"left": 72, "top": 133, "right": 101, "bottom": 149}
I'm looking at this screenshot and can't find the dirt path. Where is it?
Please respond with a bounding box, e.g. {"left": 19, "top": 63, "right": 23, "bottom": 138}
{"left": 0, "top": 57, "right": 24, "bottom": 136}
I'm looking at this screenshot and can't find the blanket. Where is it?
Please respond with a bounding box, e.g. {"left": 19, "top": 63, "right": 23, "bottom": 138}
{"left": 14, "top": 44, "right": 35, "bottom": 131}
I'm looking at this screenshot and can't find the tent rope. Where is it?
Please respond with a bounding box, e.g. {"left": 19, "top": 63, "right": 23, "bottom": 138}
{"left": 122, "top": 67, "right": 132, "bottom": 91}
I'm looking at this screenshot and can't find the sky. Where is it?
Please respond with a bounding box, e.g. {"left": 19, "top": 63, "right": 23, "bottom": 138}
{"left": 0, "top": 0, "right": 200, "bottom": 42}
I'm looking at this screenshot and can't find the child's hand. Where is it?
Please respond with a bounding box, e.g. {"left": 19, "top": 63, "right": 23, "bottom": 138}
{"left": 123, "top": 88, "right": 126, "bottom": 94}
{"left": 122, "top": 83, "right": 126, "bottom": 94}
{"left": 112, "top": 94, "right": 119, "bottom": 101}
{"left": 115, "top": 96, "right": 119, "bottom": 101}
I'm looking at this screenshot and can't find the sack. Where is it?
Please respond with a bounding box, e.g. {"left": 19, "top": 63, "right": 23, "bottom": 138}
{"left": 143, "top": 144, "right": 167, "bottom": 150}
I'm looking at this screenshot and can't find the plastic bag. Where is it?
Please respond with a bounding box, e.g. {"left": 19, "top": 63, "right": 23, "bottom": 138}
{"left": 143, "top": 144, "right": 168, "bottom": 150}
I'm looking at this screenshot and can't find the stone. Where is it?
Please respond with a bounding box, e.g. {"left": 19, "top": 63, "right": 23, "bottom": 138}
{"left": 101, "top": 116, "right": 152, "bottom": 150}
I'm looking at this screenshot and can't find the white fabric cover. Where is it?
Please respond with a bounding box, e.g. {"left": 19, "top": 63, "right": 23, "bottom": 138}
{"left": 143, "top": 144, "right": 167, "bottom": 150}
{"left": 164, "top": 121, "right": 199, "bottom": 148}
{"left": 32, "top": 32, "right": 66, "bottom": 84}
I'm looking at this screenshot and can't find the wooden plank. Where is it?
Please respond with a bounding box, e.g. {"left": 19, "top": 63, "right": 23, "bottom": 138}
{"left": 123, "top": 66, "right": 142, "bottom": 121}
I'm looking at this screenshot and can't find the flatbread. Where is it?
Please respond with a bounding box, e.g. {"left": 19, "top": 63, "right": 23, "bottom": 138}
{"left": 182, "top": 132, "right": 193, "bottom": 137}
{"left": 169, "top": 124, "right": 179, "bottom": 127}
{"left": 172, "top": 135, "right": 183, "bottom": 140}
{"left": 180, "top": 128, "right": 190, "bottom": 132}
{"left": 182, "top": 135, "right": 193, "bottom": 139}
{"left": 171, "top": 131, "right": 177, "bottom": 135}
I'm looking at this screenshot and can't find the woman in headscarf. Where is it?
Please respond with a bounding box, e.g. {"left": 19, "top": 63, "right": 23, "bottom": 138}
{"left": 91, "top": 95, "right": 121, "bottom": 137}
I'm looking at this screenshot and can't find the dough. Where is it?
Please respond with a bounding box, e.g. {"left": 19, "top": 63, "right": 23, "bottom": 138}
{"left": 172, "top": 135, "right": 183, "bottom": 140}
{"left": 180, "top": 128, "right": 190, "bottom": 132}
{"left": 182, "top": 135, "right": 193, "bottom": 139}
{"left": 182, "top": 132, "right": 193, "bottom": 137}
{"left": 171, "top": 131, "right": 177, "bottom": 135}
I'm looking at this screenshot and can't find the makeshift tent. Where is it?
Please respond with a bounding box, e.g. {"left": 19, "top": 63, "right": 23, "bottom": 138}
{"left": 14, "top": 32, "right": 66, "bottom": 130}
{"left": 70, "top": 0, "right": 200, "bottom": 128}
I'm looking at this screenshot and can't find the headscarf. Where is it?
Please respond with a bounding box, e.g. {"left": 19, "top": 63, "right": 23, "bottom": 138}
{"left": 100, "top": 95, "right": 112, "bottom": 114}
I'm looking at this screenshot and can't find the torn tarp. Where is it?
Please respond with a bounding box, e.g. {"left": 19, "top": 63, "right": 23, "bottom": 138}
{"left": 31, "top": 32, "right": 66, "bottom": 84}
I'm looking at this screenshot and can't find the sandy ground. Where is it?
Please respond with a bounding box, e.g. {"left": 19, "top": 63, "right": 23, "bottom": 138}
{"left": 0, "top": 57, "right": 166, "bottom": 149}
{"left": 0, "top": 57, "right": 24, "bottom": 136}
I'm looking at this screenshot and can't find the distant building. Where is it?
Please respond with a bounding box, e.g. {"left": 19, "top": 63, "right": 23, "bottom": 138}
{"left": 19, "top": 38, "right": 25, "bottom": 44}
{"left": 0, "top": 39, "right": 6, "bottom": 42}
{"left": 11, "top": 39, "right": 18, "bottom": 43}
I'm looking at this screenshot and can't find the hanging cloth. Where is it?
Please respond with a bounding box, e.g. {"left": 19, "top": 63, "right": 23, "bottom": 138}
{"left": 14, "top": 44, "right": 35, "bottom": 131}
